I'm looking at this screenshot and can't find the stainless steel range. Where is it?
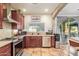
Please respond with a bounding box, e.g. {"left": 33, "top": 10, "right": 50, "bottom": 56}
{"left": 11, "top": 38, "right": 23, "bottom": 56}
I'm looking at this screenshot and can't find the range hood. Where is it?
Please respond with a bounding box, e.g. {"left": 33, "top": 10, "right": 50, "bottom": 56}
{"left": 3, "top": 4, "right": 18, "bottom": 24}
{"left": 4, "top": 12, "right": 18, "bottom": 24}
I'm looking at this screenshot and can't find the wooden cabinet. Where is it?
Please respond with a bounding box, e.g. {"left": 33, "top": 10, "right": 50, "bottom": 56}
{"left": 30, "top": 36, "right": 42, "bottom": 47}
{"left": 11, "top": 10, "right": 18, "bottom": 29}
{"left": 11, "top": 10, "right": 18, "bottom": 21}
{"left": 23, "top": 36, "right": 42, "bottom": 48}
{"left": 23, "top": 36, "right": 55, "bottom": 48}
{"left": 18, "top": 14, "right": 24, "bottom": 29}
{"left": 51, "top": 36, "right": 56, "bottom": 48}
{"left": 20, "top": 15, "right": 24, "bottom": 29}
{"left": 24, "top": 36, "right": 30, "bottom": 48}
{"left": 11, "top": 10, "right": 24, "bottom": 29}
{"left": 0, "top": 43, "right": 11, "bottom": 56}
{"left": 23, "top": 36, "right": 26, "bottom": 48}
{"left": 0, "top": 3, "right": 6, "bottom": 29}
{"left": 0, "top": 4, "right": 3, "bottom": 19}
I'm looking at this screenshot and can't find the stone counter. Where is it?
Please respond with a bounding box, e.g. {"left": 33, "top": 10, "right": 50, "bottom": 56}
{"left": 26, "top": 35, "right": 54, "bottom": 36}
{"left": 0, "top": 40, "right": 12, "bottom": 48}
{"left": 0, "top": 35, "right": 25, "bottom": 48}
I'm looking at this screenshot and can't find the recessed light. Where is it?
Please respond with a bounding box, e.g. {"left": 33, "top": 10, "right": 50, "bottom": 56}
{"left": 22, "top": 8, "right": 27, "bottom": 12}
{"left": 44, "top": 9, "right": 49, "bottom": 12}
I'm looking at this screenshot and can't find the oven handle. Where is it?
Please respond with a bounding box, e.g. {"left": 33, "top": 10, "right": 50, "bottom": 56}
{"left": 13, "top": 39, "right": 23, "bottom": 45}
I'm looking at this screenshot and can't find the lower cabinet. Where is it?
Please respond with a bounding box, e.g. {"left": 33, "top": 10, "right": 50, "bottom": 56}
{"left": 0, "top": 43, "right": 11, "bottom": 56}
{"left": 51, "top": 36, "right": 56, "bottom": 48}
{"left": 23, "top": 36, "right": 56, "bottom": 48}
{"left": 23, "top": 36, "right": 42, "bottom": 48}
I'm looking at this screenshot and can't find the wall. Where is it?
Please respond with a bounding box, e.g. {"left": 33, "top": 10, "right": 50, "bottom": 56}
{"left": 0, "top": 22, "right": 12, "bottom": 40}
{"left": 24, "top": 15, "right": 54, "bottom": 32}
{"left": 3, "top": 21, "right": 12, "bottom": 29}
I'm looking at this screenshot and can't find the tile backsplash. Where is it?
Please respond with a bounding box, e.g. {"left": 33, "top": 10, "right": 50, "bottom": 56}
{"left": 0, "top": 20, "right": 13, "bottom": 40}
{"left": 0, "top": 29, "right": 12, "bottom": 40}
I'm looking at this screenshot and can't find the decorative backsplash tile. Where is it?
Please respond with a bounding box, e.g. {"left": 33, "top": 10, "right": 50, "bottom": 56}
{"left": 0, "top": 29, "right": 12, "bottom": 40}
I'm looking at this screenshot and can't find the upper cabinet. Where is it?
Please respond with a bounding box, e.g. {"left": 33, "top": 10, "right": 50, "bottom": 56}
{"left": 11, "top": 10, "right": 19, "bottom": 22}
{"left": 11, "top": 10, "right": 24, "bottom": 29}
{"left": 18, "top": 14, "right": 24, "bottom": 30}
{"left": 0, "top": 3, "right": 7, "bottom": 29}
{"left": 19, "top": 14, "right": 24, "bottom": 29}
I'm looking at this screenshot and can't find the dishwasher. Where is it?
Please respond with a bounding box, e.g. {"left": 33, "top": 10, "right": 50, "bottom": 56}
{"left": 42, "top": 36, "right": 51, "bottom": 47}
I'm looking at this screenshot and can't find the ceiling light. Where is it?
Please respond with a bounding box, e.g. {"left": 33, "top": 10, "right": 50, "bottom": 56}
{"left": 44, "top": 9, "right": 49, "bottom": 12}
{"left": 22, "top": 8, "right": 27, "bottom": 12}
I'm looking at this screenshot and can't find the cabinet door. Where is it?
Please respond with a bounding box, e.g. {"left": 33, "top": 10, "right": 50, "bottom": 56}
{"left": 26, "top": 36, "right": 31, "bottom": 48}
{"left": 0, "top": 4, "right": 3, "bottom": 19}
{"left": 0, "top": 4, "right": 3, "bottom": 29}
{"left": 0, "top": 20, "right": 3, "bottom": 29}
{"left": 0, "top": 44, "right": 11, "bottom": 56}
{"left": 0, "top": 4, "right": 7, "bottom": 29}
{"left": 18, "top": 14, "right": 24, "bottom": 30}
{"left": 17, "top": 13, "right": 21, "bottom": 29}
{"left": 24, "top": 36, "right": 42, "bottom": 48}
{"left": 30, "top": 36, "right": 42, "bottom": 47}
{"left": 23, "top": 36, "right": 26, "bottom": 48}
{"left": 35, "top": 36, "right": 42, "bottom": 47}
{"left": 25, "top": 36, "right": 35, "bottom": 47}
{"left": 11, "top": 10, "right": 19, "bottom": 29}
{"left": 11, "top": 10, "right": 18, "bottom": 21}
{"left": 29, "top": 36, "right": 35, "bottom": 47}
{"left": 22, "top": 16, "right": 24, "bottom": 29}
{"left": 51, "top": 36, "right": 56, "bottom": 48}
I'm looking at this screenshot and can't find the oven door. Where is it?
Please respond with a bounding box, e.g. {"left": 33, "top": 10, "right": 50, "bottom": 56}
{"left": 13, "top": 39, "right": 23, "bottom": 56}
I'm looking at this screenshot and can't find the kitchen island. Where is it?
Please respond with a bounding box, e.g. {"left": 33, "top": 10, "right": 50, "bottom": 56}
{"left": 23, "top": 35, "right": 56, "bottom": 48}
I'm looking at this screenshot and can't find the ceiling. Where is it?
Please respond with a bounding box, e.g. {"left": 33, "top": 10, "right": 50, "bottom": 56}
{"left": 11, "top": 3, "right": 59, "bottom": 15}
{"left": 58, "top": 3, "right": 79, "bottom": 16}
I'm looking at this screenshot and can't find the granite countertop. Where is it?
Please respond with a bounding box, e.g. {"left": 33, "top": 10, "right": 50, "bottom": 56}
{"left": 0, "top": 40, "right": 12, "bottom": 48}
{"left": 0, "top": 35, "right": 25, "bottom": 48}
{"left": 26, "top": 35, "right": 54, "bottom": 36}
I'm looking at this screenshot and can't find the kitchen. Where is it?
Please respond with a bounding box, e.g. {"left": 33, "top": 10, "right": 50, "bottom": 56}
{"left": 0, "top": 3, "right": 79, "bottom": 56}
{"left": 0, "top": 3, "right": 65, "bottom": 56}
